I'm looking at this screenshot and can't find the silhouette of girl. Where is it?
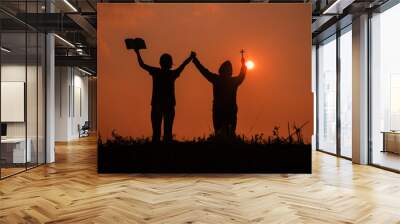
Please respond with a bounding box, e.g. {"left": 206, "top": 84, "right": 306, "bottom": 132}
{"left": 134, "top": 49, "right": 194, "bottom": 142}
{"left": 192, "top": 52, "right": 247, "bottom": 137}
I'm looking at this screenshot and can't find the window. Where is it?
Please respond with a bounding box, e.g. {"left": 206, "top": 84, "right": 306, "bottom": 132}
{"left": 339, "top": 28, "right": 352, "bottom": 158}
{"left": 317, "top": 35, "right": 337, "bottom": 154}
{"left": 371, "top": 3, "right": 400, "bottom": 171}
{"left": 316, "top": 26, "right": 353, "bottom": 158}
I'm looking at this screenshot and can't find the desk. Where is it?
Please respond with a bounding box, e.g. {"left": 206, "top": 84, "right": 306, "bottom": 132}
{"left": 1, "top": 138, "right": 31, "bottom": 163}
{"left": 382, "top": 131, "right": 400, "bottom": 154}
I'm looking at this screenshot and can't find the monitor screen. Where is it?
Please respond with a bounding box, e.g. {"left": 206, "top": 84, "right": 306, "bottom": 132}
{"left": 1, "top": 123, "right": 7, "bottom": 137}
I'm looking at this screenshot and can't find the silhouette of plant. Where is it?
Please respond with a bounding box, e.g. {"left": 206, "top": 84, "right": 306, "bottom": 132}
{"left": 283, "top": 121, "right": 309, "bottom": 145}
{"left": 101, "top": 121, "right": 309, "bottom": 148}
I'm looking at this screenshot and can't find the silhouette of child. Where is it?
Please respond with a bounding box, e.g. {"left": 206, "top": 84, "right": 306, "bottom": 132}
{"left": 192, "top": 52, "right": 247, "bottom": 137}
{"left": 134, "top": 49, "right": 194, "bottom": 142}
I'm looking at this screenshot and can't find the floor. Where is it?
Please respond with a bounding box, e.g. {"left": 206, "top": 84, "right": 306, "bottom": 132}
{"left": 0, "top": 137, "right": 400, "bottom": 223}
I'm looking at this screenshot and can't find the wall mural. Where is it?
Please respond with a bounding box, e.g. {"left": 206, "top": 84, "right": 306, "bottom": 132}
{"left": 97, "top": 3, "right": 313, "bottom": 173}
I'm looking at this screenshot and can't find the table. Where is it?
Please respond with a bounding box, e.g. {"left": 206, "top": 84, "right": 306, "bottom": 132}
{"left": 382, "top": 131, "right": 400, "bottom": 154}
{"left": 1, "top": 138, "right": 32, "bottom": 164}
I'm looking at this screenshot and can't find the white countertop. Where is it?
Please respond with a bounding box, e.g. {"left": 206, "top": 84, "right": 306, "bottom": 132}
{"left": 1, "top": 138, "right": 29, "bottom": 143}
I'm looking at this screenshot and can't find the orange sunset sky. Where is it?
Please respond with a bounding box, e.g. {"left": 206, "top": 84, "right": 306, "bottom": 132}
{"left": 98, "top": 3, "right": 313, "bottom": 141}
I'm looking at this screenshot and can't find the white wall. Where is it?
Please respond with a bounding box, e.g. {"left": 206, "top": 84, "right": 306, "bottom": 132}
{"left": 1, "top": 65, "right": 28, "bottom": 143}
{"left": 55, "top": 66, "right": 70, "bottom": 141}
{"left": 1, "top": 65, "right": 38, "bottom": 137}
{"left": 55, "top": 67, "right": 89, "bottom": 141}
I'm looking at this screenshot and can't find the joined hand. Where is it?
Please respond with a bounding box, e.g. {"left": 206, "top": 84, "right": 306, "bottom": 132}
{"left": 190, "top": 51, "right": 197, "bottom": 59}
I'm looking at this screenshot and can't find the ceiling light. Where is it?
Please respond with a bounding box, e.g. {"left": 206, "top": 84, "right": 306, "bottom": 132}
{"left": 54, "top": 34, "right": 75, "bottom": 48}
{"left": 76, "top": 48, "right": 85, "bottom": 56}
{"left": 323, "top": 0, "right": 355, "bottom": 15}
{"left": 78, "top": 67, "right": 94, "bottom": 76}
{"left": 1, "top": 47, "right": 11, "bottom": 53}
{"left": 63, "top": 0, "right": 78, "bottom": 12}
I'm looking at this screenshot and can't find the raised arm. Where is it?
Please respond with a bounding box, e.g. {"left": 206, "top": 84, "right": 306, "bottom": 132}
{"left": 134, "top": 49, "right": 157, "bottom": 73}
{"left": 174, "top": 53, "right": 193, "bottom": 77}
{"left": 235, "top": 57, "right": 247, "bottom": 85}
{"left": 192, "top": 55, "right": 218, "bottom": 83}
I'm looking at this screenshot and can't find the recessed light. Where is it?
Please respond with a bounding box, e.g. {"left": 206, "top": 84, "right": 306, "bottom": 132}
{"left": 54, "top": 34, "right": 75, "bottom": 48}
{"left": 63, "top": 0, "right": 78, "bottom": 12}
{"left": 1, "top": 47, "right": 11, "bottom": 53}
{"left": 78, "top": 67, "right": 94, "bottom": 76}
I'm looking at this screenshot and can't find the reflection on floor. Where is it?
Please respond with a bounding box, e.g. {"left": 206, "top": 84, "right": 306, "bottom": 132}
{"left": 373, "top": 150, "right": 400, "bottom": 170}
{"left": 0, "top": 167, "right": 25, "bottom": 178}
{"left": 0, "top": 163, "right": 42, "bottom": 178}
{"left": 0, "top": 136, "right": 400, "bottom": 223}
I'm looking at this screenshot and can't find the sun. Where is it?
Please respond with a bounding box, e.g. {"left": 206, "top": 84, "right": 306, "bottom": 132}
{"left": 245, "top": 60, "right": 255, "bottom": 70}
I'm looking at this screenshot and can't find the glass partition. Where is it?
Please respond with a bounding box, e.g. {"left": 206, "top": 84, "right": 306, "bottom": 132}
{"left": 0, "top": 2, "right": 46, "bottom": 179}
{"left": 1, "top": 31, "right": 28, "bottom": 177}
{"left": 27, "top": 31, "right": 38, "bottom": 169}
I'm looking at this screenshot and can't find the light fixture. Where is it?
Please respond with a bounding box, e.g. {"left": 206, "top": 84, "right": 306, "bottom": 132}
{"left": 78, "top": 67, "right": 94, "bottom": 76}
{"left": 322, "top": 0, "right": 355, "bottom": 15}
{"left": 54, "top": 34, "right": 75, "bottom": 48}
{"left": 63, "top": 0, "right": 78, "bottom": 12}
{"left": 1, "top": 47, "right": 11, "bottom": 53}
{"left": 76, "top": 48, "right": 87, "bottom": 56}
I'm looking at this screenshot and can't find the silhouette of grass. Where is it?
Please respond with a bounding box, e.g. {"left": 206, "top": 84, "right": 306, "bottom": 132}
{"left": 97, "top": 124, "right": 311, "bottom": 173}
{"left": 99, "top": 122, "right": 309, "bottom": 147}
